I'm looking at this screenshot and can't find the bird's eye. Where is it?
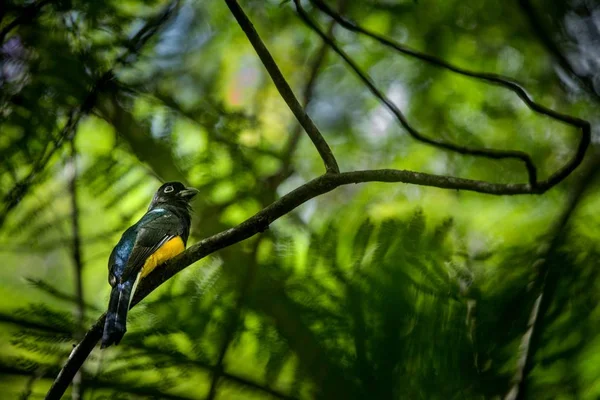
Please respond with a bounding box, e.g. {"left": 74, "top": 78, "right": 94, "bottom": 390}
{"left": 109, "top": 274, "right": 117, "bottom": 287}
{"left": 164, "top": 185, "right": 174, "bottom": 193}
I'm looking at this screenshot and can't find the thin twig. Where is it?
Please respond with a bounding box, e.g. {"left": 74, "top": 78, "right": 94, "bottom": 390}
{"left": 301, "top": 0, "right": 590, "bottom": 189}
{"left": 296, "top": 0, "right": 536, "bottom": 185}
{"left": 309, "top": 0, "right": 589, "bottom": 128}
{"left": 264, "top": 30, "right": 334, "bottom": 194}
{"left": 224, "top": 0, "right": 340, "bottom": 174}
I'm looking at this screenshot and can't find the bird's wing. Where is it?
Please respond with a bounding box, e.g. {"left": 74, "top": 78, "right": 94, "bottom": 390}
{"left": 120, "top": 210, "right": 184, "bottom": 282}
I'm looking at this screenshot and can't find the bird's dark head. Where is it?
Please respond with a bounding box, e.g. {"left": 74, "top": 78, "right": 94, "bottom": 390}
{"left": 148, "top": 182, "right": 199, "bottom": 210}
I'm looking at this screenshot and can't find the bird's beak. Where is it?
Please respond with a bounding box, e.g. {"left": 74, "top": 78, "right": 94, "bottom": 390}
{"left": 178, "top": 187, "right": 199, "bottom": 200}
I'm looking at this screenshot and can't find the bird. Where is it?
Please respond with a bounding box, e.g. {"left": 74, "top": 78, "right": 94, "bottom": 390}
{"left": 101, "top": 181, "right": 198, "bottom": 348}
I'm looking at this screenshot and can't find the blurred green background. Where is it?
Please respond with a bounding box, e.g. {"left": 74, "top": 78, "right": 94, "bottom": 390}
{"left": 1, "top": 0, "right": 600, "bottom": 398}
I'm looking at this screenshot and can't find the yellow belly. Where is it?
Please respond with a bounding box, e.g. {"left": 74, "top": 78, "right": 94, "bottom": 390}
{"left": 140, "top": 236, "right": 185, "bottom": 278}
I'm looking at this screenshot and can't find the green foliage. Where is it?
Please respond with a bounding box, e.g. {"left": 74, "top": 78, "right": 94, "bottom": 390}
{"left": 1, "top": 0, "right": 600, "bottom": 399}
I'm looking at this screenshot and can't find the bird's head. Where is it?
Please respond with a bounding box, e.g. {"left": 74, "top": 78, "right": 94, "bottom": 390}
{"left": 148, "top": 182, "right": 199, "bottom": 210}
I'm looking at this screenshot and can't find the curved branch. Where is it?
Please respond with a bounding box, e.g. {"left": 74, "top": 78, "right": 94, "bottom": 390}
{"left": 294, "top": 0, "right": 534, "bottom": 185}
{"left": 299, "top": 0, "right": 590, "bottom": 188}
{"left": 224, "top": 0, "right": 340, "bottom": 174}
{"left": 308, "top": 0, "right": 588, "bottom": 127}
{"left": 45, "top": 158, "right": 580, "bottom": 399}
{"left": 133, "top": 168, "right": 550, "bottom": 306}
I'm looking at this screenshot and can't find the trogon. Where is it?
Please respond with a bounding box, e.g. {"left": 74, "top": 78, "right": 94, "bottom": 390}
{"left": 101, "top": 181, "right": 198, "bottom": 348}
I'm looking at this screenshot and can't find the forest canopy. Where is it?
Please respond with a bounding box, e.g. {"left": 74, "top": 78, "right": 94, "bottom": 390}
{"left": 1, "top": 0, "right": 599, "bottom": 399}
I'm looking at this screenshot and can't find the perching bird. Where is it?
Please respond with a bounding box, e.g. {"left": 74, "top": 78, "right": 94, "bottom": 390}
{"left": 101, "top": 182, "right": 198, "bottom": 348}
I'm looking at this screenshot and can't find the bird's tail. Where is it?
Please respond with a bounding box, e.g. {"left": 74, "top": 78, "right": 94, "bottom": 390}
{"left": 101, "top": 280, "right": 134, "bottom": 348}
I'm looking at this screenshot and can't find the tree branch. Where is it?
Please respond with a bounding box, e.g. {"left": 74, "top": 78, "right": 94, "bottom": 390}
{"left": 135, "top": 167, "right": 565, "bottom": 308}
{"left": 45, "top": 156, "right": 586, "bottom": 399}
{"left": 224, "top": 0, "right": 340, "bottom": 174}
{"left": 309, "top": 0, "right": 589, "bottom": 127}
{"left": 294, "top": 0, "right": 535, "bottom": 185}
{"left": 300, "top": 0, "right": 590, "bottom": 189}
